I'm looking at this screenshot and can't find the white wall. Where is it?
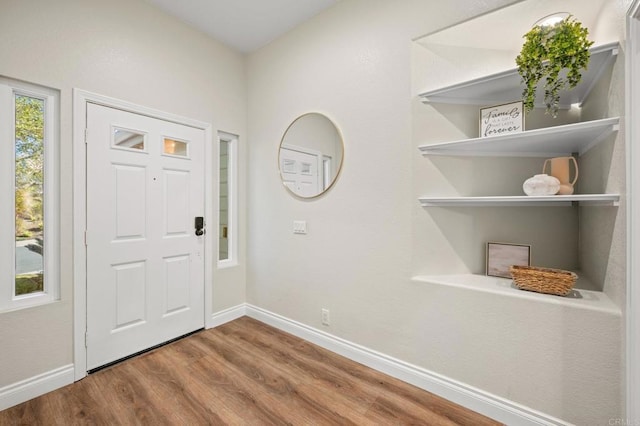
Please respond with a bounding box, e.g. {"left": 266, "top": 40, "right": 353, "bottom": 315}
{"left": 0, "top": 0, "right": 247, "bottom": 387}
{"left": 247, "top": 0, "right": 626, "bottom": 423}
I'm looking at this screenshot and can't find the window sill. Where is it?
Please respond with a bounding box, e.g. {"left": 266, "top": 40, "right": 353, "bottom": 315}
{"left": 217, "top": 259, "right": 239, "bottom": 270}
{"left": 1, "top": 297, "right": 60, "bottom": 314}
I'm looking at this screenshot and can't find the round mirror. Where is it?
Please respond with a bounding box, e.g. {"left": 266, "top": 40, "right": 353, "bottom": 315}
{"left": 278, "top": 113, "right": 344, "bottom": 198}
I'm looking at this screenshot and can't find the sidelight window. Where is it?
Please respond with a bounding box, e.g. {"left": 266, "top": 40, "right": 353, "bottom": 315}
{"left": 218, "top": 132, "right": 238, "bottom": 266}
{"left": 0, "top": 77, "right": 59, "bottom": 311}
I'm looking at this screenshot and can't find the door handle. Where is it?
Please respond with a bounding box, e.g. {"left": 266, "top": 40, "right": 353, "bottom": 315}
{"left": 195, "top": 216, "right": 205, "bottom": 236}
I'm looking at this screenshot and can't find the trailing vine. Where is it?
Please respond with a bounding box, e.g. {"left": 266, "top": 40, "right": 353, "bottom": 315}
{"left": 516, "top": 16, "right": 593, "bottom": 117}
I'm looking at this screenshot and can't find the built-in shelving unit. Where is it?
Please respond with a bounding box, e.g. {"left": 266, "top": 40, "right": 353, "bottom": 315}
{"left": 418, "top": 116, "right": 619, "bottom": 158}
{"left": 418, "top": 43, "right": 621, "bottom": 210}
{"left": 418, "top": 42, "right": 618, "bottom": 108}
{"left": 418, "top": 194, "right": 620, "bottom": 207}
{"left": 415, "top": 37, "right": 621, "bottom": 295}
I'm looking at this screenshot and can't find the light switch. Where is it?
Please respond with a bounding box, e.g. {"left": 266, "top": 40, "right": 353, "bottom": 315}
{"left": 293, "top": 220, "right": 307, "bottom": 234}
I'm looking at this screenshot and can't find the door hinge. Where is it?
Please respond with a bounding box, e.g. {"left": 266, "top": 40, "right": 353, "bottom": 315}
{"left": 84, "top": 332, "right": 88, "bottom": 348}
{"left": 84, "top": 128, "right": 88, "bottom": 144}
{"left": 84, "top": 230, "right": 88, "bottom": 246}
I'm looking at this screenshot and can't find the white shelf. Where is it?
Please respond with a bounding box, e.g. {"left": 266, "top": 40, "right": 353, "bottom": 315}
{"left": 411, "top": 274, "right": 621, "bottom": 315}
{"left": 418, "top": 42, "right": 618, "bottom": 108}
{"left": 418, "top": 117, "right": 619, "bottom": 158}
{"left": 418, "top": 194, "right": 620, "bottom": 207}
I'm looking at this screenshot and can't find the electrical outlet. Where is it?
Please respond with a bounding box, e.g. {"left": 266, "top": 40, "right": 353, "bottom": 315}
{"left": 321, "top": 308, "right": 330, "bottom": 326}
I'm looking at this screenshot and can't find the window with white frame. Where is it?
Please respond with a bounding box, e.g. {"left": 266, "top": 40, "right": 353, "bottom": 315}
{"left": 0, "top": 77, "right": 59, "bottom": 311}
{"left": 218, "top": 131, "right": 238, "bottom": 266}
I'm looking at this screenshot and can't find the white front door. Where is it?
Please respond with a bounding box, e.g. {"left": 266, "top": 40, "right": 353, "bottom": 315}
{"left": 85, "top": 103, "right": 205, "bottom": 370}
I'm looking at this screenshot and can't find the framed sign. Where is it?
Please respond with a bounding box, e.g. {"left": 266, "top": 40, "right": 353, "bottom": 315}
{"left": 479, "top": 101, "right": 524, "bottom": 138}
{"left": 486, "top": 242, "right": 531, "bottom": 278}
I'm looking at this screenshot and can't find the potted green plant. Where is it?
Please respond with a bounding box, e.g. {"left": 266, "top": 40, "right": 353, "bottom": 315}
{"left": 515, "top": 15, "right": 594, "bottom": 117}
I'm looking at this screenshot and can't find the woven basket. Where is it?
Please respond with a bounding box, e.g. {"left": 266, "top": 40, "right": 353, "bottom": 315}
{"left": 510, "top": 265, "right": 578, "bottom": 296}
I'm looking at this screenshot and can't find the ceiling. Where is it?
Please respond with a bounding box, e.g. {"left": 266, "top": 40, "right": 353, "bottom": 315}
{"left": 146, "top": 0, "right": 340, "bottom": 53}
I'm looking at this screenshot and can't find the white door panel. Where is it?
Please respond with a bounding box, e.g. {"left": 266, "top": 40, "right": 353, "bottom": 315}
{"left": 86, "top": 103, "right": 205, "bottom": 370}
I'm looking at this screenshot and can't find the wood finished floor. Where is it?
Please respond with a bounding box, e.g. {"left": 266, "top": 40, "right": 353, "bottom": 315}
{"left": 0, "top": 317, "right": 501, "bottom": 425}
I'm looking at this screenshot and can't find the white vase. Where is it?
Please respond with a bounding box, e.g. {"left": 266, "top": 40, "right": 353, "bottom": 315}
{"left": 523, "top": 174, "right": 560, "bottom": 196}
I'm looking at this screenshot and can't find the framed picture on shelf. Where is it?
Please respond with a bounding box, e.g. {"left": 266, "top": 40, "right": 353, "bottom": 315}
{"left": 486, "top": 242, "right": 531, "bottom": 278}
{"left": 479, "top": 101, "right": 524, "bottom": 138}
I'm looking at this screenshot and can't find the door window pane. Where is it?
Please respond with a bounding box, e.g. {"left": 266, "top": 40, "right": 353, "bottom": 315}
{"left": 163, "top": 138, "right": 188, "bottom": 156}
{"left": 15, "top": 95, "right": 44, "bottom": 296}
{"left": 113, "top": 128, "right": 145, "bottom": 150}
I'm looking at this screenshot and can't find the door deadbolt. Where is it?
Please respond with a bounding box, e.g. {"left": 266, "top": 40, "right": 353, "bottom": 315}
{"left": 195, "top": 216, "right": 205, "bottom": 236}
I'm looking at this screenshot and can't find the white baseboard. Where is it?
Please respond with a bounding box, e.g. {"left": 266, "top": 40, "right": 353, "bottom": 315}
{"left": 207, "top": 304, "right": 247, "bottom": 329}
{"left": 0, "top": 364, "right": 74, "bottom": 411}
{"left": 245, "top": 304, "right": 569, "bottom": 426}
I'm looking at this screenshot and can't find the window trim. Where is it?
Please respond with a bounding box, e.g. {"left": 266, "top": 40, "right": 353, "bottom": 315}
{"left": 0, "top": 77, "right": 60, "bottom": 312}
{"left": 218, "top": 131, "right": 238, "bottom": 268}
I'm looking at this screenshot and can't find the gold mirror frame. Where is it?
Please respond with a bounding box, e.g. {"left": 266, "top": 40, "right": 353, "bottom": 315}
{"left": 278, "top": 112, "right": 344, "bottom": 199}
